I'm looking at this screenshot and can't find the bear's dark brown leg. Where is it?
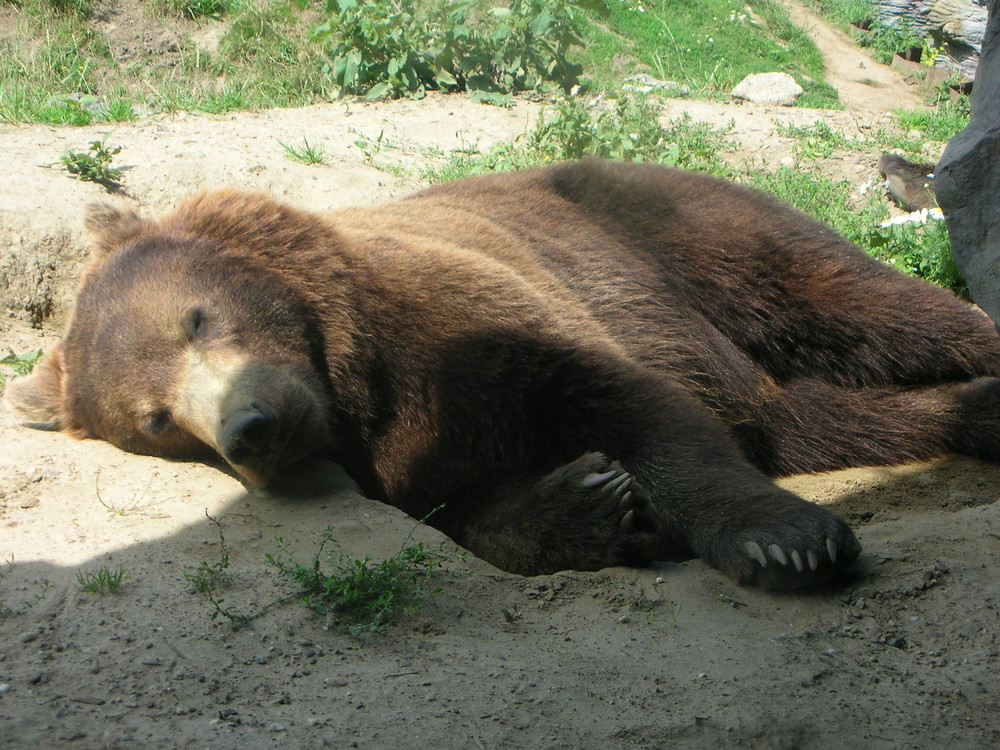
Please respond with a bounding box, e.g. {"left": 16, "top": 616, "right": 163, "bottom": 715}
{"left": 742, "top": 376, "right": 1000, "bottom": 476}
{"left": 534, "top": 358, "right": 863, "bottom": 588}
{"left": 406, "top": 336, "right": 863, "bottom": 589}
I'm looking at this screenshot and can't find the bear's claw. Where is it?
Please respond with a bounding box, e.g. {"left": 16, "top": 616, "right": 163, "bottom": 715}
{"left": 580, "top": 469, "right": 617, "bottom": 488}
{"left": 620, "top": 509, "right": 636, "bottom": 534}
{"left": 745, "top": 537, "right": 836, "bottom": 571}
{"left": 744, "top": 541, "right": 768, "bottom": 567}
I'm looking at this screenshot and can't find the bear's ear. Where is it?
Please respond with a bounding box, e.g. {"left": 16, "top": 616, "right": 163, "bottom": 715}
{"left": 3, "top": 343, "right": 67, "bottom": 430}
{"left": 85, "top": 203, "right": 149, "bottom": 258}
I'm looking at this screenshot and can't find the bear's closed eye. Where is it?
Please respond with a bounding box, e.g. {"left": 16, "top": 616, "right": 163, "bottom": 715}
{"left": 144, "top": 409, "right": 175, "bottom": 436}
{"left": 183, "top": 307, "right": 207, "bottom": 342}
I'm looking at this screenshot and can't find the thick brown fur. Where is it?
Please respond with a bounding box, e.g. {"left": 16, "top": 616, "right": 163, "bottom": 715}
{"left": 9, "top": 158, "right": 1000, "bottom": 589}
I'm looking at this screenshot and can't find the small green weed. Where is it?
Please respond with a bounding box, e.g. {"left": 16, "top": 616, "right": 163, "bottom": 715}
{"left": 279, "top": 137, "right": 326, "bottom": 164}
{"left": 95, "top": 473, "right": 157, "bottom": 516}
{"left": 1, "top": 555, "right": 52, "bottom": 616}
{"left": 0, "top": 579, "right": 51, "bottom": 616}
{"left": 187, "top": 526, "right": 229, "bottom": 598}
{"left": 184, "top": 513, "right": 283, "bottom": 628}
{"left": 77, "top": 564, "right": 129, "bottom": 594}
{"left": 185, "top": 511, "right": 457, "bottom": 633}
{"left": 0, "top": 348, "right": 42, "bottom": 392}
{"left": 60, "top": 139, "right": 123, "bottom": 186}
{"left": 349, "top": 129, "right": 411, "bottom": 175}
{"left": 266, "top": 520, "right": 456, "bottom": 635}
{"left": 352, "top": 128, "right": 388, "bottom": 162}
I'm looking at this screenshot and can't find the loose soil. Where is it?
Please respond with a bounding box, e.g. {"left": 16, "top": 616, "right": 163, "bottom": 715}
{"left": 2, "top": 5, "right": 999, "bottom": 750}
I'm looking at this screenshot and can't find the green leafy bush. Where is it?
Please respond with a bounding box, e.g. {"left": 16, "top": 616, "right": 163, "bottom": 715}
{"left": 312, "top": 0, "right": 608, "bottom": 102}
{"left": 433, "top": 95, "right": 734, "bottom": 180}
{"left": 855, "top": 18, "right": 924, "bottom": 65}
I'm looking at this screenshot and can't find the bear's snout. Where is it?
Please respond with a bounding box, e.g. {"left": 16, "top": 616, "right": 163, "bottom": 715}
{"left": 219, "top": 402, "right": 279, "bottom": 469}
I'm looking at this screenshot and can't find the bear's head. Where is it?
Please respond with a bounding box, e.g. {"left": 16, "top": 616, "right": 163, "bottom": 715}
{"left": 6, "top": 201, "right": 333, "bottom": 486}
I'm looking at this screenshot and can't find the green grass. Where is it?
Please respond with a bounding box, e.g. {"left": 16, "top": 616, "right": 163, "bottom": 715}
{"left": 0, "top": 0, "right": 333, "bottom": 123}
{"left": 2, "top": 0, "right": 838, "bottom": 122}
{"left": 575, "top": 0, "right": 838, "bottom": 107}
{"left": 896, "top": 92, "right": 972, "bottom": 142}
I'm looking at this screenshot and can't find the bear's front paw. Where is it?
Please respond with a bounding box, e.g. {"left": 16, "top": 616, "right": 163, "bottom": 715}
{"left": 533, "top": 452, "right": 660, "bottom": 571}
{"left": 703, "top": 499, "right": 861, "bottom": 590}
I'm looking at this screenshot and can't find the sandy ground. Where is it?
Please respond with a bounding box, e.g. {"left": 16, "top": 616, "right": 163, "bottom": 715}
{"left": 3, "top": 7, "right": 1000, "bottom": 749}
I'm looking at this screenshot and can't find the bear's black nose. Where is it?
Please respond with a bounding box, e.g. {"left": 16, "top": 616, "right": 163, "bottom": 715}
{"left": 219, "top": 402, "right": 278, "bottom": 466}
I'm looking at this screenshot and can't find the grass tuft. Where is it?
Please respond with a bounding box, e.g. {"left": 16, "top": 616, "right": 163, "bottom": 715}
{"left": 77, "top": 564, "right": 129, "bottom": 594}
{"left": 279, "top": 137, "right": 327, "bottom": 164}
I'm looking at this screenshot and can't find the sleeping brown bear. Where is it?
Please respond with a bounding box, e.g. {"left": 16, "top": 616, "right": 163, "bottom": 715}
{"left": 9, "top": 158, "right": 1000, "bottom": 589}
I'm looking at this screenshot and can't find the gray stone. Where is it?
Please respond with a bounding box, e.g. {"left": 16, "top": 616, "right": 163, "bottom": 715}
{"left": 879, "top": 0, "right": 987, "bottom": 77}
{"left": 936, "top": 0, "right": 1000, "bottom": 324}
{"left": 731, "top": 73, "right": 803, "bottom": 106}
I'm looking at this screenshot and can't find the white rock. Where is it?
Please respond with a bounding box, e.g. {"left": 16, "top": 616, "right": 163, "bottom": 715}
{"left": 731, "top": 72, "right": 803, "bottom": 106}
